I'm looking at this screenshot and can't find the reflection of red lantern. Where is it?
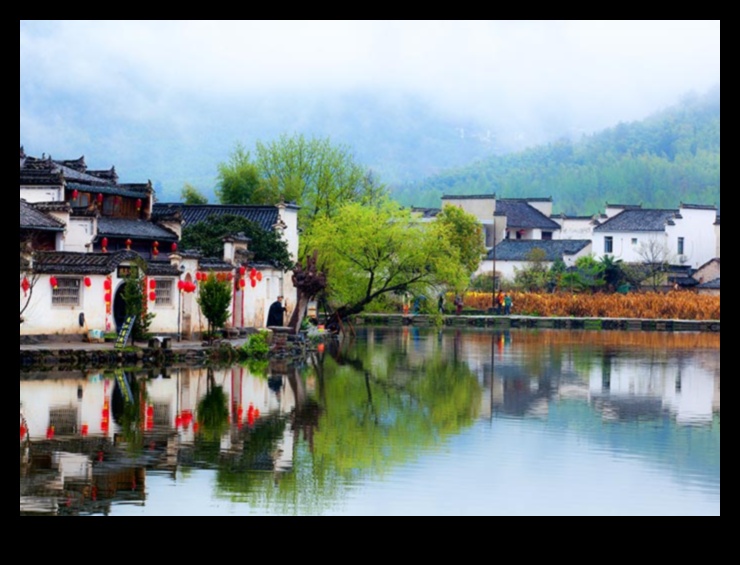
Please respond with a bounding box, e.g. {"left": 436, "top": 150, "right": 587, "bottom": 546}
{"left": 84, "top": 277, "right": 92, "bottom": 288}
{"left": 149, "top": 291, "right": 157, "bottom": 302}
{"left": 21, "top": 276, "right": 30, "bottom": 295}
{"left": 49, "top": 276, "right": 58, "bottom": 289}
{"left": 81, "top": 424, "right": 89, "bottom": 437}
{"left": 250, "top": 268, "right": 257, "bottom": 279}
{"left": 46, "top": 425, "right": 55, "bottom": 439}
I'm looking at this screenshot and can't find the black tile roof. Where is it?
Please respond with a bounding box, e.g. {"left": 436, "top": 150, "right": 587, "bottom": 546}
{"left": 486, "top": 239, "right": 591, "bottom": 261}
{"left": 411, "top": 207, "right": 441, "bottom": 219}
{"left": 153, "top": 203, "right": 281, "bottom": 232}
{"left": 97, "top": 218, "right": 178, "bottom": 242}
{"left": 66, "top": 181, "right": 151, "bottom": 198}
{"left": 198, "top": 257, "right": 235, "bottom": 271}
{"left": 496, "top": 199, "right": 560, "bottom": 230}
{"left": 698, "top": 277, "right": 720, "bottom": 290}
{"left": 19, "top": 168, "right": 65, "bottom": 186}
{"left": 442, "top": 194, "right": 496, "bottom": 200}
{"left": 33, "top": 250, "right": 180, "bottom": 276}
{"left": 20, "top": 200, "right": 65, "bottom": 231}
{"left": 593, "top": 209, "right": 680, "bottom": 232}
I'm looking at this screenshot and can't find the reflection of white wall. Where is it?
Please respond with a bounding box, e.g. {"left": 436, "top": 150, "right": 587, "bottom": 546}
{"left": 587, "top": 357, "right": 717, "bottom": 425}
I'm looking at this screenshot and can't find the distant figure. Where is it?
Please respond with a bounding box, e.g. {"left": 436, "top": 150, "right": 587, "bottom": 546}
{"left": 495, "top": 290, "right": 505, "bottom": 315}
{"left": 438, "top": 293, "right": 445, "bottom": 313}
{"left": 266, "top": 295, "right": 287, "bottom": 327}
{"left": 455, "top": 294, "right": 464, "bottom": 315}
{"left": 504, "top": 293, "right": 512, "bottom": 315}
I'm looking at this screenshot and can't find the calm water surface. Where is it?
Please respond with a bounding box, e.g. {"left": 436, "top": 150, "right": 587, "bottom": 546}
{"left": 20, "top": 328, "right": 720, "bottom": 516}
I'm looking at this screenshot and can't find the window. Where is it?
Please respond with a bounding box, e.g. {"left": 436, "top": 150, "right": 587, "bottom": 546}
{"left": 678, "top": 237, "right": 685, "bottom": 255}
{"left": 542, "top": 231, "right": 553, "bottom": 241}
{"left": 52, "top": 277, "right": 81, "bottom": 306}
{"left": 604, "top": 236, "right": 613, "bottom": 254}
{"left": 154, "top": 279, "right": 173, "bottom": 306}
{"left": 631, "top": 238, "right": 638, "bottom": 245}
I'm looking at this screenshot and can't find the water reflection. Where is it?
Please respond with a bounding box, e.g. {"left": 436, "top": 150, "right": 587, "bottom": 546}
{"left": 20, "top": 328, "right": 720, "bottom": 516}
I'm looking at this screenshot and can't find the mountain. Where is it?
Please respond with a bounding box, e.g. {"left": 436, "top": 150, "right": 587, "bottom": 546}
{"left": 392, "top": 85, "right": 720, "bottom": 215}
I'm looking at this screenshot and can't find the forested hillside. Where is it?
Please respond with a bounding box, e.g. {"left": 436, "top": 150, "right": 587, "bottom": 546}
{"left": 392, "top": 86, "right": 720, "bottom": 216}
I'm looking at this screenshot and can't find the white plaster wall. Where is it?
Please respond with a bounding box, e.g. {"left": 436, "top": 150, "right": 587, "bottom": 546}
{"left": 554, "top": 218, "right": 595, "bottom": 240}
{"left": 20, "top": 186, "right": 63, "bottom": 203}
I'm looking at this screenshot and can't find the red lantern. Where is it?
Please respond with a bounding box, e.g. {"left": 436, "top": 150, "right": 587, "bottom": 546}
{"left": 96, "top": 193, "right": 104, "bottom": 205}
{"left": 178, "top": 280, "right": 185, "bottom": 291}
{"left": 256, "top": 272, "right": 263, "bottom": 282}
{"left": 21, "top": 276, "right": 30, "bottom": 294}
{"left": 227, "top": 273, "right": 233, "bottom": 281}
{"left": 104, "top": 292, "right": 112, "bottom": 303}
{"left": 49, "top": 276, "right": 58, "bottom": 289}
{"left": 103, "top": 279, "right": 112, "bottom": 291}
{"left": 125, "top": 239, "right": 132, "bottom": 250}
{"left": 136, "top": 198, "right": 142, "bottom": 211}
{"left": 149, "top": 279, "right": 157, "bottom": 290}
{"left": 239, "top": 279, "right": 246, "bottom": 289}
{"left": 239, "top": 266, "right": 246, "bottom": 276}
{"left": 250, "top": 268, "right": 257, "bottom": 279}
{"left": 71, "top": 189, "right": 79, "bottom": 200}
{"left": 171, "top": 242, "right": 177, "bottom": 253}
{"left": 149, "top": 291, "right": 157, "bottom": 302}
{"left": 84, "top": 276, "right": 92, "bottom": 288}
{"left": 101, "top": 237, "right": 108, "bottom": 252}
{"left": 81, "top": 424, "right": 89, "bottom": 437}
{"left": 250, "top": 279, "right": 256, "bottom": 288}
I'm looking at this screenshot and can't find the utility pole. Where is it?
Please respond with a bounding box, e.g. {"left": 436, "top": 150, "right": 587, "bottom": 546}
{"left": 491, "top": 211, "right": 497, "bottom": 311}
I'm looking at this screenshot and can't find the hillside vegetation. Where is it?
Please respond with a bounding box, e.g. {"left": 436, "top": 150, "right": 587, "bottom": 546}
{"left": 393, "top": 86, "right": 720, "bottom": 215}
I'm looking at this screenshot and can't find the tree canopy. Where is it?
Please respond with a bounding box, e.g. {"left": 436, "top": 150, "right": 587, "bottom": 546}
{"left": 215, "top": 134, "right": 387, "bottom": 233}
{"left": 304, "top": 199, "right": 471, "bottom": 319}
{"left": 180, "top": 214, "right": 293, "bottom": 271}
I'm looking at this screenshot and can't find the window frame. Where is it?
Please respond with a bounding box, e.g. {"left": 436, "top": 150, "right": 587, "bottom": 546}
{"left": 154, "top": 278, "right": 174, "bottom": 307}
{"left": 604, "top": 236, "right": 613, "bottom": 254}
{"left": 51, "top": 277, "right": 82, "bottom": 307}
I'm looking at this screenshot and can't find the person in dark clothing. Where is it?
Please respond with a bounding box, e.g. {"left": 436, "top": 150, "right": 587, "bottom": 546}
{"left": 266, "top": 296, "right": 287, "bottom": 327}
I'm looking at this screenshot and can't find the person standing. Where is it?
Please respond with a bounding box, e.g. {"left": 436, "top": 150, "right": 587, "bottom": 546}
{"left": 266, "top": 295, "right": 287, "bottom": 327}
{"left": 504, "top": 293, "right": 512, "bottom": 315}
{"left": 438, "top": 293, "right": 445, "bottom": 314}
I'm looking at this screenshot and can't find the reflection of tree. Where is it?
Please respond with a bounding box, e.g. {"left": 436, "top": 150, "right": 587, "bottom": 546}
{"left": 111, "top": 372, "right": 146, "bottom": 452}
{"left": 196, "top": 368, "right": 229, "bottom": 445}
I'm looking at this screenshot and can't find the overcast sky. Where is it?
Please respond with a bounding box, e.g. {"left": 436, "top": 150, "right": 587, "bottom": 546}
{"left": 20, "top": 20, "right": 720, "bottom": 187}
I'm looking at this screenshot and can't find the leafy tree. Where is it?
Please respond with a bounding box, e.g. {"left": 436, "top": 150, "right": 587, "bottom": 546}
{"left": 180, "top": 183, "right": 208, "bottom": 204}
{"left": 599, "top": 254, "right": 625, "bottom": 290}
{"left": 432, "top": 204, "right": 486, "bottom": 277}
{"left": 303, "top": 199, "right": 469, "bottom": 321}
{"left": 215, "top": 143, "right": 268, "bottom": 205}
{"left": 216, "top": 135, "right": 387, "bottom": 234}
{"left": 121, "top": 259, "right": 155, "bottom": 343}
{"left": 197, "top": 272, "right": 232, "bottom": 341}
{"left": 513, "top": 248, "right": 550, "bottom": 291}
{"left": 180, "top": 214, "right": 293, "bottom": 270}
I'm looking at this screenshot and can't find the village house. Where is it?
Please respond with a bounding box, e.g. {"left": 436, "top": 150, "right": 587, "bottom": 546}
{"left": 20, "top": 148, "right": 299, "bottom": 340}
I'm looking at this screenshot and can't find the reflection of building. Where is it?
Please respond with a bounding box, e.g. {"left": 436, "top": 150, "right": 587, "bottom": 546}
{"left": 20, "top": 364, "right": 299, "bottom": 515}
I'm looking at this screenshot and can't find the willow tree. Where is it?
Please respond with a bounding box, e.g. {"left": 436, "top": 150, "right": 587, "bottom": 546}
{"left": 304, "top": 199, "right": 471, "bottom": 321}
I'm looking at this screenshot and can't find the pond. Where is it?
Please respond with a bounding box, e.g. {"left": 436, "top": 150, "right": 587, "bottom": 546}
{"left": 20, "top": 327, "right": 720, "bottom": 516}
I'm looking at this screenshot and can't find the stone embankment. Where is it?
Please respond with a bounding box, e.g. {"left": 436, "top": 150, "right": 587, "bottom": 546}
{"left": 354, "top": 314, "right": 720, "bottom": 332}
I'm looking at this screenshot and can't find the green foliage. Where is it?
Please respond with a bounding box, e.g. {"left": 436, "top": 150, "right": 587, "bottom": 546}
{"left": 303, "top": 198, "right": 470, "bottom": 318}
{"left": 197, "top": 272, "right": 232, "bottom": 338}
{"left": 121, "top": 259, "right": 155, "bottom": 342}
{"left": 181, "top": 214, "right": 293, "bottom": 270}
{"left": 513, "top": 248, "right": 551, "bottom": 291}
{"left": 241, "top": 330, "right": 270, "bottom": 360}
{"left": 431, "top": 204, "right": 486, "bottom": 278}
{"left": 216, "top": 135, "right": 387, "bottom": 234}
{"left": 392, "top": 87, "right": 720, "bottom": 215}
{"left": 180, "top": 183, "right": 208, "bottom": 204}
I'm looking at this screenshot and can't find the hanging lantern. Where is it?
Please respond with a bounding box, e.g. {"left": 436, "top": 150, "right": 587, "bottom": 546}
{"left": 71, "top": 189, "right": 79, "bottom": 200}
{"left": 250, "top": 279, "right": 257, "bottom": 288}
{"left": 84, "top": 276, "right": 92, "bottom": 288}
{"left": 178, "top": 280, "right": 185, "bottom": 291}
{"left": 149, "top": 279, "right": 157, "bottom": 290}
{"left": 21, "top": 276, "right": 30, "bottom": 295}
{"left": 81, "top": 424, "right": 89, "bottom": 437}
{"left": 149, "top": 291, "right": 157, "bottom": 302}
{"left": 103, "top": 279, "right": 112, "bottom": 291}
{"left": 239, "top": 266, "right": 246, "bottom": 276}
{"left": 49, "top": 276, "right": 58, "bottom": 289}
{"left": 227, "top": 272, "right": 233, "bottom": 281}
{"left": 101, "top": 237, "right": 108, "bottom": 252}
{"left": 239, "top": 278, "right": 246, "bottom": 289}
{"left": 250, "top": 268, "right": 257, "bottom": 279}
{"left": 136, "top": 198, "right": 142, "bottom": 211}
{"left": 171, "top": 242, "right": 177, "bottom": 253}
{"left": 125, "top": 239, "right": 132, "bottom": 250}
{"left": 104, "top": 292, "right": 112, "bottom": 304}
{"left": 256, "top": 271, "right": 262, "bottom": 282}
{"left": 96, "top": 193, "right": 104, "bottom": 205}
